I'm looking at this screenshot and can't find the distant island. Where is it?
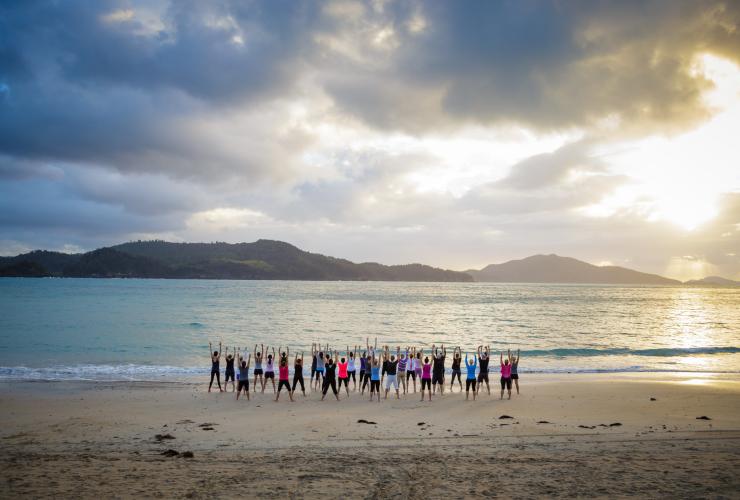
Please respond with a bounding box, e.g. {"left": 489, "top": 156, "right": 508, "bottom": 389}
{"left": 683, "top": 276, "right": 740, "bottom": 287}
{"left": 466, "top": 254, "right": 680, "bottom": 285}
{"left": 0, "top": 240, "right": 738, "bottom": 286}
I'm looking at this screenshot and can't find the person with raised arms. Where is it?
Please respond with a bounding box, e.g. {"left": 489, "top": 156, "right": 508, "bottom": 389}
{"left": 208, "top": 341, "right": 223, "bottom": 393}
{"left": 223, "top": 346, "right": 236, "bottom": 392}
{"left": 368, "top": 349, "right": 381, "bottom": 403}
{"left": 292, "top": 350, "right": 306, "bottom": 396}
{"left": 337, "top": 349, "right": 351, "bottom": 398}
{"left": 420, "top": 349, "right": 433, "bottom": 402}
{"left": 477, "top": 345, "right": 491, "bottom": 396}
{"left": 397, "top": 346, "right": 409, "bottom": 395}
{"left": 407, "top": 347, "right": 420, "bottom": 393}
{"left": 310, "top": 342, "right": 317, "bottom": 390}
{"left": 275, "top": 346, "right": 294, "bottom": 402}
{"left": 347, "top": 345, "right": 358, "bottom": 391}
{"left": 383, "top": 346, "right": 400, "bottom": 400}
{"left": 465, "top": 352, "right": 478, "bottom": 401}
{"left": 359, "top": 348, "right": 367, "bottom": 394}
{"left": 500, "top": 349, "right": 513, "bottom": 400}
{"left": 450, "top": 346, "right": 462, "bottom": 393}
{"left": 361, "top": 337, "right": 377, "bottom": 395}
{"left": 236, "top": 348, "right": 251, "bottom": 401}
{"left": 262, "top": 346, "right": 276, "bottom": 394}
{"left": 431, "top": 344, "right": 446, "bottom": 396}
{"left": 253, "top": 343, "right": 265, "bottom": 393}
{"left": 511, "top": 348, "right": 520, "bottom": 395}
{"left": 321, "top": 349, "right": 340, "bottom": 401}
{"left": 313, "top": 343, "right": 327, "bottom": 392}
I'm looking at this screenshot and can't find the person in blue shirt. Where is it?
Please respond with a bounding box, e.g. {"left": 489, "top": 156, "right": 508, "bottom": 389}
{"left": 465, "top": 352, "right": 478, "bottom": 401}
{"left": 369, "top": 352, "right": 381, "bottom": 403}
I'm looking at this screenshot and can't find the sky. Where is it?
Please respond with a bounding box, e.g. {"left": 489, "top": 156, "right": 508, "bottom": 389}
{"left": 1, "top": 0, "right": 739, "bottom": 280}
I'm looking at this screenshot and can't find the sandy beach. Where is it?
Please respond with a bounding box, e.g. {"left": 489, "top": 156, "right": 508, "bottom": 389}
{"left": 1, "top": 373, "right": 739, "bottom": 498}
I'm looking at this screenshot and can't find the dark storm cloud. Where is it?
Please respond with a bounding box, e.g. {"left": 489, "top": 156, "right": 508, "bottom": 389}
{"left": 324, "top": 1, "right": 740, "bottom": 132}
{"left": 0, "top": 0, "right": 322, "bottom": 185}
{"left": 1, "top": 0, "right": 312, "bottom": 101}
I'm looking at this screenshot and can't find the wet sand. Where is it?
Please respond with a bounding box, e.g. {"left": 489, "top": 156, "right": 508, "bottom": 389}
{"left": 1, "top": 373, "right": 739, "bottom": 498}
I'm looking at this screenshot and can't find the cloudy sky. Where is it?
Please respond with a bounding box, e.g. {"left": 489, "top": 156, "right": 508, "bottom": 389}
{"left": 1, "top": 0, "right": 739, "bottom": 280}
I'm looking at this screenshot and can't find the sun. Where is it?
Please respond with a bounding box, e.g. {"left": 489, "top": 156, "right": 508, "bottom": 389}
{"left": 583, "top": 54, "right": 740, "bottom": 232}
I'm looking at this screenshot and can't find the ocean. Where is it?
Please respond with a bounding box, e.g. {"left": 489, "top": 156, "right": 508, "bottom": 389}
{"left": 0, "top": 278, "right": 738, "bottom": 381}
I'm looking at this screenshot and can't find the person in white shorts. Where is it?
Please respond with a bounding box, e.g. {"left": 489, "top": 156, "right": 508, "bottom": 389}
{"left": 383, "top": 345, "right": 400, "bottom": 399}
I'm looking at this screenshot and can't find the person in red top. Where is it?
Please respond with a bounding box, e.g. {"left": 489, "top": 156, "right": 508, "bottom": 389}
{"left": 337, "top": 352, "right": 350, "bottom": 398}
{"left": 500, "top": 349, "right": 513, "bottom": 400}
{"left": 275, "top": 347, "right": 294, "bottom": 402}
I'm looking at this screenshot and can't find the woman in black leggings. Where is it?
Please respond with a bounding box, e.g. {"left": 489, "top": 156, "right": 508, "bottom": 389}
{"left": 208, "top": 341, "right": 223, "bottom": 393}
{"left": 321, "top": 351, "right": 340, "bottom": 401}
{"left": 292, "top": 351, "right": 306, "bottom": 396}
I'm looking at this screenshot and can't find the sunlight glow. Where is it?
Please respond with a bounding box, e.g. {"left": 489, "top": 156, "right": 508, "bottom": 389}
{"left": 584, "top": 54, "right": 740, "bottom": 231}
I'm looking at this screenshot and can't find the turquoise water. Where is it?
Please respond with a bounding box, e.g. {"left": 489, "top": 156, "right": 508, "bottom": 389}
{"left": 0, "top": 278, "right": 738, "bottom": 380}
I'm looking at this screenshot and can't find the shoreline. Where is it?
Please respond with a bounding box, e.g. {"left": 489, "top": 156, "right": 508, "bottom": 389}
{"left": 2, "top": 373, "right": 739, "bottom": 497}
{"left": 2, "top": 369, "right": 739, "bottom": 385}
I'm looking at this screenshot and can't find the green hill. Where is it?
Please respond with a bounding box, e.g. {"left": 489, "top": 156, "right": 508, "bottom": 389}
{"left": 0, "top": 240, "right": 473, "bottom": 282}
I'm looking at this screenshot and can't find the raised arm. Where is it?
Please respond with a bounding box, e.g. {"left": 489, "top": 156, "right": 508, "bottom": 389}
{"left": 442, "top": 344, "right": 446, "bottom": 356}
{"left": 516, "top": 348, "right": 520, "bottom": 363}
{"left": 500, "top": 351, "right": 504, "bottom": 365}
{"left": 246, "top": 353, "right": 251, "bottom": 368}
{"left": 218, "top": 342, "right": 223, "bottom": 359}
{"left": 507, "top": 348, "right": 511, "bottom": 363}
{"left": 209, "top": 341, "right": 213, "bottom": 358}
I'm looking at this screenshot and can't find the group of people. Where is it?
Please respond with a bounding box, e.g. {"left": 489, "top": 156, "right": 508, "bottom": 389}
{"left": 208, "top": 339, "right": 521, "bottom": 403}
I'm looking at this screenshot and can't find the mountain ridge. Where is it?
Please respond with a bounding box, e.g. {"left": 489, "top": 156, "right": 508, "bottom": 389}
{"left": 465, "top": 254, "right": 681, "bottom": 285}
{"left": 1, "top": 242, "right": 737, "bottom": 285}
{"left": 0, "top": 240, "right": 473, "bottom": 282}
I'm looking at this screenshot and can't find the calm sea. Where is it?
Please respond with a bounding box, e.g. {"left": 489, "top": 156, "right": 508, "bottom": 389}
{"left": 0, "top": 278, "right": 738, "bottom": 381}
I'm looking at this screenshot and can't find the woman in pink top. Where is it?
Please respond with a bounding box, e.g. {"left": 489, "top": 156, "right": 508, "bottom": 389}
{"left": 337, "top": 353, "right": 350, "bottom": 398}
{"left": 275, "top": 347, "right": 294, "bottom": 402}
{"left": 420, "top": 349, "right": 433, "bottom": 402}
{"left": 500, "top": 349, "right": 512, "bottom": 400}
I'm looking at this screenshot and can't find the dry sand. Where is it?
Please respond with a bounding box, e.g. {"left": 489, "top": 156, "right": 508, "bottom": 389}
{"left": 1, "top": 373, "right": 739, "bottom": 498}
